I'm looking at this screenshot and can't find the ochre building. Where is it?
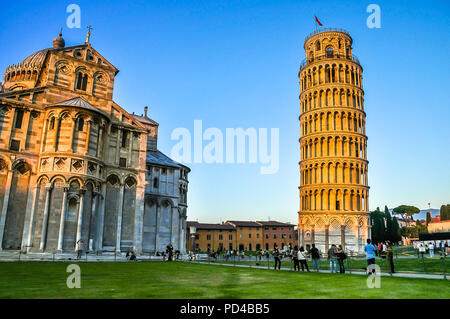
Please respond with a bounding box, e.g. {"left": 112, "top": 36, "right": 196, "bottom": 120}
{"left": 297, "top": 28, "right": 370, "bottom": 254}
{"left": 186, "top": 220, "right": 296, "bottom": 252}
{"left": 0, "top": 32, "right": 189, "bottom": 254}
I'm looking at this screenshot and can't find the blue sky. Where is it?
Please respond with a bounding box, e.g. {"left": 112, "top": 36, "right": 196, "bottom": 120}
{"left": 1, "top": 0, "right": 449, "bottom": 224}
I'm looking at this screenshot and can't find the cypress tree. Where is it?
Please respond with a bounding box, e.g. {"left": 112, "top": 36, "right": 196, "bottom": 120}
{"left": 385, "top": 205, "right": 393, "bottom": 243}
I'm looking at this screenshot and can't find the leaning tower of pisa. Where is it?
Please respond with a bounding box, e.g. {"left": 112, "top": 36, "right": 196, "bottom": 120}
{"left": 298, "top": 28, "right": 370, "bottom": 255}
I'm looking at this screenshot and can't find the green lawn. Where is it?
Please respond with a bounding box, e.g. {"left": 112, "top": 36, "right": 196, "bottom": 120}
{"left": 208, "top": 256, "right": 449, "bottom": 274}
{"left": 0, "top": 261, "right": 448, "bottom": 299}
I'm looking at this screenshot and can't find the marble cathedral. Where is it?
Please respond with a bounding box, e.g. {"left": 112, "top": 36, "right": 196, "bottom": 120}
{"left": 0, "top": 31, "right": 189, "bottom": 254}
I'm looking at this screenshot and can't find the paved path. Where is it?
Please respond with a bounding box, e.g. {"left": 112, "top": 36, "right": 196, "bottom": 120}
{"left": 185, "top": 260, "right": 449, "bottom": 280}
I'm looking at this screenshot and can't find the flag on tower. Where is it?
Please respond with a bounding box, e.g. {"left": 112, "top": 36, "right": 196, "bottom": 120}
{"left": 315, "top": 16, "right": 323, "bottom": 26}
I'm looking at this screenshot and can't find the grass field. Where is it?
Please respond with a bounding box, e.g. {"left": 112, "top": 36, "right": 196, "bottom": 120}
{"left": 0, "top": 261, "right": 448, "bottom": 299}
{"left": 204, "top": 256, "right": 449, "bottom": 274}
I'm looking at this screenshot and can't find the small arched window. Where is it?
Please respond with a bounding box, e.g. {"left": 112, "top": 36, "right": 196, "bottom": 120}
{"left": 49, "top": 117, "right": 55, "bottom": 130}
{"left": 326, "top": 46, "right": 334, "bottom": 58}
{"left": 316, "top": 41, "right": 321, "bottom": 51}
{"left": 78, "top": 118, "right": 84, "bottom": 131}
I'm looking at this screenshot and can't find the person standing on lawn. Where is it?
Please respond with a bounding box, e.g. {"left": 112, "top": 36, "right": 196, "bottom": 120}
{"left": 336, "top": 245, "right": 346, "bottom": 273}
{"left": 309, "top": 244, "right": 320, "bottom": 272}
{"left": 428, "top": 242, "right": 434, "bottom": 258}
{"left": 292, "top": 246, "right": 300, "bottom": 271}
{"left": 365, "top": 239, "right": 377, "bottom": 274}
{"left": 386, "top": 243, "right": 395, "bottom": 274}
{"left": 76, "top": 239, "right": 84, "bottom": 260}
{"left": 418, "top": 243, "right": 426, "bottom": 258}
{"left": 273, "top": 248, "right": 281, "bottom": 270}
{"left": 298, "top": 246, "right": 310, "bottom": 272}
{"left": 327, "top": 244, "right": 338, "bottom": 273}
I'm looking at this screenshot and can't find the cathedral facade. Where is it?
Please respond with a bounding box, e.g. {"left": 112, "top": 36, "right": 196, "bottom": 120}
{"left": 298, "top": 29, "right": 370, "bottom": 254}
{"left": 0, "top": 32, "right": 189, "bottom": 254}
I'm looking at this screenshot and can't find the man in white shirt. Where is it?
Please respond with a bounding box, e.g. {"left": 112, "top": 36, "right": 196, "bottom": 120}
{"left": 418, "top": 243, "right": 426, "bottom": 258}
{"left": 428, "top": 242, "right": 435, "bottom": 258}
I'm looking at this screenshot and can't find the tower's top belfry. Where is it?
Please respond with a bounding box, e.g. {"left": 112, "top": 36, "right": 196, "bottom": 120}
{"left": 299, "top": 28, "right": 361, "bottom": 78}
{"left": 297, "top": 28, "right": 369, "bottom": 255}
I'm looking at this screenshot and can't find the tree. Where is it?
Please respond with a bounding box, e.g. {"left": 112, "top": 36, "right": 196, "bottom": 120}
{"left": 370, "top": 207, "right": 385, "bottom": 244}
{"left": 441, "top": 204, "right": 450, "bottom": 221}
{"left": 392, "top": 217, "right": 401, "bottom": 244}
{"left": 384, "top": 205, "right": 394, "bottom": 243}
{"left": 392, "top": 205, "right": 420, "bottom": 220}
{"left": 426, "top": 211, "right": 432, "bottom": 225}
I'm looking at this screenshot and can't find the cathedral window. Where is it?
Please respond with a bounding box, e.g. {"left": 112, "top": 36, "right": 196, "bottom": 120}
{"left": 121, "top": 130, "right": 128, "bottom": 148}
{"left": 49, "top": 117, "right": 55, "bottom": 130}
{"left": 75, "top": 72, "right": 88, "bottom": 91}
{"left": 78, "top": 118, "right": 84, "bottom": 131}
{"left": 15, "top": 109, "right": 24, "bottom": 128}
{"left": 119, "top": 158, "right": 127, "bottom": 168}
{"left": 153, "top": 177, "right": 159, "bottom": 188}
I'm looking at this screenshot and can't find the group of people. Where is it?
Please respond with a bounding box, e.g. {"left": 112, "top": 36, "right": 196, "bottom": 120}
{"left": 364, "top": 239, "right": 395, "bottom": 274}
{"left": 417, "top": 241, "right": 448, "bottom": 258}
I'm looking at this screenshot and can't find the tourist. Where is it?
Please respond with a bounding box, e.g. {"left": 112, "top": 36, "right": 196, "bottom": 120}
{"left": 273, "top": 248, "right": 281, "bottom": 270}
{"left": 298, "top": 246, "right": 310, "bottom": 272}
{"left": 292, "top": 246, "right": 299, "bottom": 271}
{"left": 382, "top": 242, "right": 387, "bottom": 259}
{"left": 428, "top": 242, "right": 435, "bottom": 258}
{"left": 309, "top": 244, "right": 320, "bottom": 272}
{"left": 76, "top": 239, "right": 84, "bottom": 260}
{"left": 365, "top": 239, "right": 376, "bottom": 275}
{"left": 440, "top": 241, "right": 446, "bottom": 255}
{"left": 336, "top": 245, "right": 346, "bottom": 274}
{"left": 386, "top": 243, "right": 395, "bottom": 274}
{"left": 327, "top": 244, "right": 337, "bottom": 273}
{"left": 418, "top": 243, "right": 426, "bottom": 258}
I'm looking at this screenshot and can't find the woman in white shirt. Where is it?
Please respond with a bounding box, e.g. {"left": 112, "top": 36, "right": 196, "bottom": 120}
{"left": 297, "top": 246, "right": 310, "bottom": 272}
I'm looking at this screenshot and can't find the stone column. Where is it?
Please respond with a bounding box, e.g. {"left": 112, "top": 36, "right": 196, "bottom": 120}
{"left": 96, "top": 125, "right": 103, "bottom": 158}
{"left": 84, "top": 120, "right": 92, "bottom": 155}
{"left": 325, "top": 224, "right": 329, "bottom": 251}
{"left": 311, "top": 226, "right": 315, "bottom": 245}
{"left": 127, "top": 131, "right": 133, "bottom": 167}
{"left": 20, "top": 110, "right": 31, "bottom": 151}
{"left": 57, "top": 187, "right": 68, "bottom": 252}
{"left": 115, "top": 183, "right": 124, "bottom": 253}
{"left": 40, "top": 186, "right": 52, "bottom": 251}
{"left": 96, "top": 183, "right": 106, "bottom": 252}
{"left": 75, "top": 188, "right": 85, "bottom": 249}
{"left": 21, "top": 179, "right": 38, "bottom": 252}
{"left": 178, "top": 213, "right": 182, "bottom": 251}
{"left": 133, "top": 186, "right": 145, "bottom": 254}
{"left": 54, "top": 117, "right": 62, "bottom": 152}
{"left": 40, "top": 118, "right": 49, "bottom": 153}
{"left": 341, "top": 225, "right": 346, "bottom": 249}
{"left": 68, "top": 117, "right": 76, "bottom": 153}
{"left": 154, "top": 204, "right": 160, "bottom": 254}
{"left": 6, "top": 108, "right": 16, "bottom": 149}
{"left": 0, "top": 169, "right": 14, "bottom": 250}
{"left": 115, "top": 128, "right": 121, "bottom": 165}
{"left": 169, "top": 206, "right": 174, "bottom": 245}
{"left": 89, "top": 191, "right": 97, "bottom": 251}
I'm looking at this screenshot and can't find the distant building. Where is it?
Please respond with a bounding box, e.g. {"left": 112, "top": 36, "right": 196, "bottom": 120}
{"left": 186, "top": 220, "right": 296, "bottom": 252}
{"left": 428, "top": 215, "right": 450, "bottom": 233}
{"left": 256, "top": 221, "right": 296, "bottom": 250}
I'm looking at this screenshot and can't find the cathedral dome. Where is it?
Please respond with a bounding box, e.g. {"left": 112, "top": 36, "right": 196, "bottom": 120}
{"left": 22, "top": 49, "right": 50, "bottom": 66}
